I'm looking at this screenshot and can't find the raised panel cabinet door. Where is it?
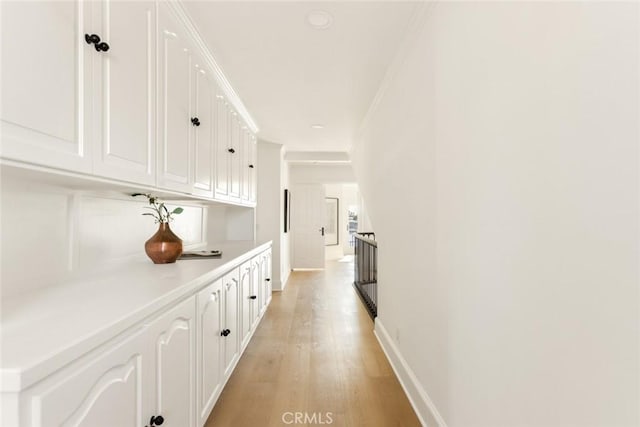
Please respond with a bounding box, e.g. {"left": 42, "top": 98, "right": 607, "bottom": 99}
{"left": 196, "top": 280, "right": 222, "bottom": 425}
{"left": 192, "top": 54, "right": 215, "bottom": 198}
{"left": 228, "top": 111, "right": 241, "bottom": 200}
{"left": 250, "top": 259, "right": 260, "bottom": 327}
{"left": 92, "top": 0, "right": 156, "bottom": 185}
{"left": 0, "top": 0, "right": 92, "bottom": 173}
{"left": 157, "top": 4, "right": 192, "bottom": 193}
{"left": 264, "top": 250, "right": 272, "bottom": 306}
{"left": 249, "top": 134, "right": 258, "bottom": 203}
{"left": 25, "top": 325, "right": 148, "bottom": 427}
{"left": 222, "top": 269, "right": 239, "bottom": 378}
{"left": 240, "top": 127, "right": 251, "bottom": 203}
{"left": 239, "top": 261, "right": 252, "bottom": 350}
{"left": 149, "top": 297, "right": 197, "bottom": 427}
{"left": 213, "top": 93, "right": 230, "bottom": 200}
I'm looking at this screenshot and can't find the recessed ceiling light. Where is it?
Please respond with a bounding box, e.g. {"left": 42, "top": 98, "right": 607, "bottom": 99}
{"left": 306, "top": 10, "right": 333, "bottom": 30}
{"left": 310, "top": 124, "right": 325, "bottom": 129}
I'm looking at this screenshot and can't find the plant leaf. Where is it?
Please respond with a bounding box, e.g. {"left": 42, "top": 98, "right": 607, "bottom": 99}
{"left": 172, "top": 207, "right": 184, "bottom": 214}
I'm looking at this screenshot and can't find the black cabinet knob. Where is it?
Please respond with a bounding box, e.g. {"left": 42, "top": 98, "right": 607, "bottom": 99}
{"left": 249, "top": 164, "right": 254, "bottom": 168}
{"left": 95, "top": 42, "right": 110, "bottom": 52}
{"left": 84, "top": 34, "right": 101, "bottom": 45}
{"left": 191, "top": 117, "right": 200, "bottom": 127}
{"left": 221, "top": 329, "right": 231, "bottom": 337}
{"left": 148, "top": 415, "right": 164, "bottom": 426}
{"left": 228, "top": 148, "right": 235, "bottom": 154}
{"left": 265, "top": 278, "right": 271, "bottom": 282}
{"left": 249, "top": 295, "right": 257, "bottom": 300}
{"left": 85, "top": 34, "right": 109, "bottom": 52}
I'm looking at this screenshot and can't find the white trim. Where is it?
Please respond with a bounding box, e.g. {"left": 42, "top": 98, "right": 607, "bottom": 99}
{"left": 165, "top": 0, "right": 259, "bottom": 134}
{"left": 350, "top": 1, "right": 433, "bottom": 156}
{"left": 374, "top": 319, "right": 448, "bottom": 427}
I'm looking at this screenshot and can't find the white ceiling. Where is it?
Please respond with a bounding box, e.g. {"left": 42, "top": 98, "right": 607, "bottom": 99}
{"left": 183, "top": 1, "right": 420, "bottom": 153}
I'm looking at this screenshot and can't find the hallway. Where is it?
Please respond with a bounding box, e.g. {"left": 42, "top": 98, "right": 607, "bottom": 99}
{"left": 206, "top": 259, "right": 421, "bottom": 427}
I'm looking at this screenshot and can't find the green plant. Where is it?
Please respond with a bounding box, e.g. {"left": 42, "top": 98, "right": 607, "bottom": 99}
{"left": 132, "top": 193, "right": 183, "bottom": 224}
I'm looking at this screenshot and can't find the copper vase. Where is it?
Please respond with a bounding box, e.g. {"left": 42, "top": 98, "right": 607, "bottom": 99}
{"left": 145, "top": 223, "right": 183, "bottom": 264}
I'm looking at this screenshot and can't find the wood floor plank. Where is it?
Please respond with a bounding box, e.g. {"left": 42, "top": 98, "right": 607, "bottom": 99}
{"left": 206, "top": 259, "right": 421, "bottom": 427}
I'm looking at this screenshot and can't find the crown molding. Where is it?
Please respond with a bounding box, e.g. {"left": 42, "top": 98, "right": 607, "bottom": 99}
{"left": 165, "top": 0, "right": 260, "bottom": 134}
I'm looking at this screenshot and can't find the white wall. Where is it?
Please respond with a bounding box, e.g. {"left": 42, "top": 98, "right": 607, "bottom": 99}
{"left": 351, "top": 2, "right": 639, "bottom": 426}
{"left": 0, "top": 171, "right": 206, "bottom": 298}
{"left": 256, "top": 140, "right": 290, "bottom": 290}
{"left": 289, "top": 163, "right": 355, "bottom": 184}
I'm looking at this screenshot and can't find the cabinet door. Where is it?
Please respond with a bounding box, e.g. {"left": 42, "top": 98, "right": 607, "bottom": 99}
{"left": 240, "top": 127, "right": 251, "bottom": 203}
{"left": 263, "top": 250, "right": 273, "bottom": 307}
{"left": 221, "top": 269, "right": 239, "bottom": 378}
{"left": 239, "top": 260, "right": 252, "bottom": 350}
{"left": 149, "top": 297, "right": 197, "bottom": 427}
{"left": 25, "top": 326, "right": 148, "bottom": 427}
{"left": 0, "top": 0, "right": 92, "bottom": 173}
{"left": 191, "top": 55, "right": 215, "bottom": 198}
{"left": 250, "top": 259, "right": 261, "bottom": 326}
{"left": 214, "top": 94, "right": 230, "bottom": 200}
{"left": 197, "top": 280, "right": 222, "bottom": 425}
{"left": 157, "top": 4, "right": 192, "bottom": 193}
{"left": 249, "top": 134, "right": 258, "bottom": 204}
{"left": 92, "top": 0, "right": 156, "bottom": 185}
{"left": 228, "top": 112, "right": 241, "bottom": 200}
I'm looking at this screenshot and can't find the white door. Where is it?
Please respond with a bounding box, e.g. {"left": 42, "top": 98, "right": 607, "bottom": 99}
{"left": 228, "top": 113, "right": 241, "bottom": 200}
{"left": 157, "top": 4, "right": 192, "bottom": 193}
{"left": 149, "top": 297, "right": 197, "bottom": 427}
{"left": 239, "top": 260, "right": 252, "bottom": 350}
{"left": 0, "top": 0, "right": 92, "bottom": 173}
{"left": 196, "top": 280, "right": 222, "bottom": 425}
{"left": 221, "top": 269, "right": 239, "bottom": 379}
{"left": 93, "top": 0, "right": 156, "bottom": 185}
{"left": 214, "top": 93, "right": 230, "bottom": 200}
{"left": 191, "top": 53, "right": 215, "bottom": 197}
{"left": 291, "top": 184, "right": 326, "bottom": 269}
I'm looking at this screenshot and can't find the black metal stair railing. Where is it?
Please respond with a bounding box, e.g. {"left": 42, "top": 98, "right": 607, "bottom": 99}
{"left": 353, "top": 232, "right": 377, "bottom": 318}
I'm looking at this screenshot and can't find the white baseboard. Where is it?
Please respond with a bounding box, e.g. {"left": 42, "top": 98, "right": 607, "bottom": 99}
{"left": 374, "top": 319, "right": 448, "bottom": 427}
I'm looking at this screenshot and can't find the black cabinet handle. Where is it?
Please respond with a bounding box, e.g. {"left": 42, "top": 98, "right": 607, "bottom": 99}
{"left": 249, "top": 164, "right": 254, "bottom": 168}
{"left": 84, "top": 34, "right": 101, "bottom": 45}
{"left": 249, "top": 295, "right": 257, "bottom": 300}
{"left": 85, "top": 34, "right": 109, "bottom": 52}
{"left": 191, "top": 117, "right": 200, "bottom": 127}
{"left": 95, "top": 42, "right": 110, "bottom": 52}
{"left": 147, "top": 415, "right": 164, "bottom": 426}
{"left": 228, "top": 148, "right": 235, "bottom": 154}
{"left": 266, "top": 278, "right": 271, "bottom": 282}
{"left": 221, "top": 329, "right": 231, "bottom": 337}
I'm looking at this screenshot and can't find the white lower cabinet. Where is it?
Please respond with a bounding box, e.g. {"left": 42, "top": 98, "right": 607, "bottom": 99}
{"left": 5, "top": 247, "right": 271, "bottom": 427}
{"left": 22, "top": 297, "right": 197, "bottom": 427}
{"left": 148, "top": 297, "right": 197, "bottom": 427}
{"left": 197, "top": 279, "right": 223, "bottom": 426}
{"left": 24, "top": 324, "right": 148, "bottom": 427}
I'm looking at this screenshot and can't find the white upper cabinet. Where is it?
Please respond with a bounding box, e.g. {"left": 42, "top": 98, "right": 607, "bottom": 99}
{"left": 250, "top": 134, "right": 258, "bottom": 203}
{"left": 240, "top": 127, "right": 251, "bottom": 203}
{"left": 92, "top": 0, "right": 156, "bottom": 185}
{"left": 1, "top": 0, "right": 257, "bottom": 206}
{"left": 228, "top": 112, "right": 242, "bottom": 201}
{"left": 191, "top": 54, "right": 215, "bottom": 198}
{"left": 214, "top": 95, "right": 230, "bottom": 200}
{"left": 157, "top": 3, "right": 193, "bottom": 193}
{"left": 0, "top": 0, "right": 92, "bottom": 173}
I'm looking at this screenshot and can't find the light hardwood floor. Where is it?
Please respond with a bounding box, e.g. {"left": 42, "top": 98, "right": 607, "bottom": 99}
{"left": 206, "top": 258, "right": 421, "bottom": 427}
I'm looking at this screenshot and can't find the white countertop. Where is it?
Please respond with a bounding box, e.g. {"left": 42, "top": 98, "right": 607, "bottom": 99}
{"left": 0, "top": 240, "right": 271, "bottom": 392}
